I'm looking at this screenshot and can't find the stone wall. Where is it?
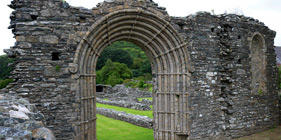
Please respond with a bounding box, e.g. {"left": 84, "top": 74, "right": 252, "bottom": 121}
{"left": 0, "top": 91, "right": 55, "bottom": 140}
{"left": 97, "top": 108, "right": 153, "bottom": 129}
{"left": 171, "top": 12, "right": 279, "bottom": 139}
{"left": 97, "top": 84, "right": 152, "bottom": 100}
{"left": 4, "top": 0, "right": 280, "bottom": 139}
{"left": 96, "top": 98, "right": 151, "bottom": 111}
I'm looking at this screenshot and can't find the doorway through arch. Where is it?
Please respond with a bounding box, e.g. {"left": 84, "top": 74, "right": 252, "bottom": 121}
{"left": 71, "top": 9, "right": 192, "bottom": 140}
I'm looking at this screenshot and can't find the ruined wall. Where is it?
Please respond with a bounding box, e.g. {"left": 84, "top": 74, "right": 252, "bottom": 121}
{"left": 171, "top": 12, "right": 279, "bottom": 139}
{"left": 7, "top": 0, "right": 93, "bottom": 139}
{"left": 5, "top": 0, "right": 279, "bottom": 139}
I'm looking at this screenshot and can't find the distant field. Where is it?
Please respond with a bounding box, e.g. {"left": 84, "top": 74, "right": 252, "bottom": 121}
{"left": 97, "top": 114, "right": 154, "bottom": 140}
{"left": 96, "top": 103, "right": 153, "bottom": 118}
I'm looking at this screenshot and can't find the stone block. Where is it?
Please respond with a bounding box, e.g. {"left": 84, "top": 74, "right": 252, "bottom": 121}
{"left": 42, "top": 35, "right": 59, "bottom": 44}
{"left": 18, "top": 42, "right": 32, "bottom": 49}
{"left": 16, "top": 36, "right": 26, "bottom": 42}
{"left": 26, "top": 36, "right": 40, "bottom": 43}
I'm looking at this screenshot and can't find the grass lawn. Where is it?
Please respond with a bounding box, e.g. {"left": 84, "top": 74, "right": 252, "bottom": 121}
{"left": 97, "top": 114, "right": 154, "bottom": 140}
{"left": 96, "top": 103, "right": 153, "bottom": 118}
{"left": 137, "top": 97, "right": 153, "bottom": 102}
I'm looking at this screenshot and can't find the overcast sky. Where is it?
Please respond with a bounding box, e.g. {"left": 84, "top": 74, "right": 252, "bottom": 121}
{"left": 1, "top": 0, "right": 280, "bottom": 55}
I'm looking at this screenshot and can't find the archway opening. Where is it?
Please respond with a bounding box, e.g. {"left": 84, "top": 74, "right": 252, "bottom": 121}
{"left": 95, "top": 40, "right": 154, "bottom": 140}
{"left": 72, "top": 9, "right": 191, "bottom": 140}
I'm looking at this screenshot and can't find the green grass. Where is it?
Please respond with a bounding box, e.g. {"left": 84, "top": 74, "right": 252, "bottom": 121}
{"left": 137, "top": 97, "right": 153, "bottom": 102}
{"left": 148, "top": 86, "right": 153, "bottom": 92}
{"left": 97, "top": 114, "right": 154, "bottom": 140}
{"left": 96, "top": 103, "right": 153, "bottom": 118}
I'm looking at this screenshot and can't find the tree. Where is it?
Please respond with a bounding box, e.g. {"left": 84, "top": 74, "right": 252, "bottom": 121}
{"left": 106, "top": 75, "right": 123, "bottom": 87}
{"left": 96, "top": 47, "right": 133, "bottom": 70}
{"left": 130, "top": 58, "right": 144, "bottom": 69}
{"left": 96, "top": 41, "right": 152, "bottom": 80}
{"left": 0, "top": 55, "right": 14, "bottom": 80}
{"left": 0, "top": 79, "right": 13, "bottom": 89}
{"left": 140, "top": 59, "right": 152, "bottom": 74}
{"left": 96, "top": 59, "right": 133, "bottom": 86}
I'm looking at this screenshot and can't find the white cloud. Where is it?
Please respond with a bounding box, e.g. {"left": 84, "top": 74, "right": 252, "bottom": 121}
{"left": 0, "top": 0, "right": 14, "bottom": 55}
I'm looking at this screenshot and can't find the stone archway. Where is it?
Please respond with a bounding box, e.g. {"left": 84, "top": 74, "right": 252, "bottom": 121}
{"left": 6, "top": 0, "right": 280, "bottom": 139}
{"left": 250, "top": 33, "right": 267, "bottom": 94}
{"left": 71, "top": 9, "right": 192, "bottom": 140}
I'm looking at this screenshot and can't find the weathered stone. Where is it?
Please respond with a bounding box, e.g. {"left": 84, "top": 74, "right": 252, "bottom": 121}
{"left": 4, "top": 49, "right": 17, "bottom": 58}
{"left": 42, "top": 35, "right": 59, "bottom": 44}
{"left": 16, "top": 36, "right": 26, "bottom": 42}
{"left": 40, "top": 9, "right": 52, "bottom": 17}
{"left": 97, "top": 98, "right": 151, "bottom": 111}
{"left": 18, "top": 42, "right": 32, "bottom": 49}
{"left": 26, "top": 36, "right": 40, "bottom": 43}
{"left": 4, "top": 0, "right": 279, "bottom": 140}
{"left": 0, "top": 93, "right": 55, "bottom": 140}
{"left": 97, "top": 108, "right": 153, "bottom": 129}
{"left": 32, "top": 127, "right": 56, "bottom": 140}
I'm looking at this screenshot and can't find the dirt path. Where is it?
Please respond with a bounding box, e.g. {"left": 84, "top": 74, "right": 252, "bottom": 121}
{"left": 234, "top": 126, "right": 281, "bottom": 140}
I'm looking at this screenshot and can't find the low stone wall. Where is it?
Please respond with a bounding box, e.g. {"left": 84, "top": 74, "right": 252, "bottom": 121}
{"left": 97, "top": 108, "right": 153, "bottom": 129}
{"left": 140, "top": 99, "right": 153, "bottom": 106}
{"left": 97, "top": 85, "right": 152, "bottom": 100}
{"left": 96, "top": 98, "right": 151, "bottom": 111}
{"left": 0, "top": 92, "right": 55, "bottom": 140}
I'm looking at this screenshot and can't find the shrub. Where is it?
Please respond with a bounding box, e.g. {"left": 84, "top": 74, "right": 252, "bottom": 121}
{"left": 0, "top": 79, "right": 14, "bottom": 89}
{"left": 258, "top": 89, "right": 263, "bottom": 95}
{"left": 96, "top": 59, "right": 133, "bottom": 86}
{"left": 138, "top": 80, "right": 144, "bottom": 88}
{"left": 55, "top": 65, "right": 60, "bottom": 72}
{"left": 126, "top": 81, "right": 138, "bottom": 88}
{"left": 123, "top": 79, "right": 131, "bottom": 84}
{"left": 106, "top": 75, "right": 123, "bottom": 87}
{"left": 0, "top": 55, "right": 15, "bottom": 79}
{"left": 143, "top": 84, "right": 148, "bottom": 88}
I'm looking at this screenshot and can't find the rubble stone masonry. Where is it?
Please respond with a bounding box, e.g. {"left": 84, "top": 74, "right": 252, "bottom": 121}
{"left": 4, "top": 0, "right": 279, "bottom": 139}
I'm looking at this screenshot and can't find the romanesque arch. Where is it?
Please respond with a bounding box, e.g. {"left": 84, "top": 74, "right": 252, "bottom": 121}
{"left": 71, "top": 9, "right": 192, "bottom": 140}
{"left": 250, "top": 33, "right": 267, "bottom": 94}
{"left": 6, "top": 0, "right": 280, "bottom": 139}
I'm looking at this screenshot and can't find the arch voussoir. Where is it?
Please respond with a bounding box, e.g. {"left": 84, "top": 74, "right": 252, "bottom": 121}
{"left": 73, "top": 9, "right": 192, "bottom": 140}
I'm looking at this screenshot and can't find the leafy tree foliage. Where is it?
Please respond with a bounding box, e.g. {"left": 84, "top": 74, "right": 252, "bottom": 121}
{"left": 0, "top": 55, "right": 14, "bottom": 80}
{"left": 97, "top": 41, "right": 152, "bottom": 81}
{"left": 131, "top": 59, "right": 151, "bottom": 78}
{"left": 131, "top": 58, "right": 143, "bottom": 69}
{"left": 0, "top": 55, "right": 14, "bottom": 89}
{"left": 0, "top": 79, "right": 13, "bottom": 89}
{"left": 96, "top": 59, "right": 133, "bottom": 86}
{"left": 97, "top": 47, "right": 133, "bottom": 70}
